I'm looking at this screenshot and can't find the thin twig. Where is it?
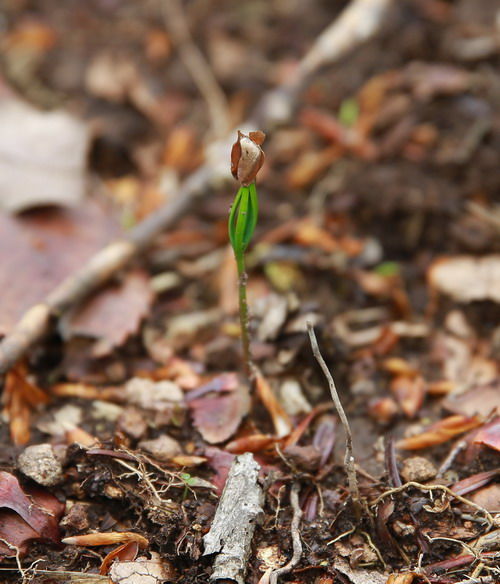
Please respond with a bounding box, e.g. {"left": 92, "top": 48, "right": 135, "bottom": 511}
{"left": 307, "top": 322, "right": 361, "bottom": 517}
{"left": 270, "top": 482, "right": 303, "bottom": 584}
{"left": 162, "top": 0, "right": 229, "bottom": 138}
{"left": 372, "top": 481, "right": 494, "bottom": 527}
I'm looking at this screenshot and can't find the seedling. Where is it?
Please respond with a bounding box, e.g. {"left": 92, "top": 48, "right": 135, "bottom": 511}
{"left": 228, "top": 130, "right": 265, "bottom": 377}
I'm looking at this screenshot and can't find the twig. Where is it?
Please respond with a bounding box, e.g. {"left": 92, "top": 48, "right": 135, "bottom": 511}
{"left": 203, "top": 453, "right": 264, "bottom": 584}
{"left": 436, "top": 438, "right": 467, "bottom": 478}
{"left": 162, "top": 0, "right": 229, "bottom": 138}
{"left": 255, "top": 0, "right": 393, "bottom": 126}
{"left": 0, "top": 0, "right": 392, "bottom": 377}
{"left": 270, "top": 482, "right": 303, "bottom": 584}
{"left": 307, "top": 322, "right": 362, "bottom": 517}
{"left": 372, "top": 481, "right": 494, "bottom": 527}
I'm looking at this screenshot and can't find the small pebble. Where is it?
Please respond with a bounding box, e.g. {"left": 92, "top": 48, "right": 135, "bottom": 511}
{"left": 18, "top": 443, "right": 63, "bottom": 486}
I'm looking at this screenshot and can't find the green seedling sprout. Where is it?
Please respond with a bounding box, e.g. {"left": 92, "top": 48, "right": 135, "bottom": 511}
{"left": 228, "top": 130, "right": 266, "bottom": 377}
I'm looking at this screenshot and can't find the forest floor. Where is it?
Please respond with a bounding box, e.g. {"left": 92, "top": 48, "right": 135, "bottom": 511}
{"left": 0, "top": 1, "right": 499, "bottom": 583}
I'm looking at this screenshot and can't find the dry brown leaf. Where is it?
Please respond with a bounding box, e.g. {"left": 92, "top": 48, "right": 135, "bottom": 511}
{"left": 189, "top": 383, "right": 250, "bottom": 444}
{"left": 225, "top": 434, "right": 276, "bottom": 454}
{"left": 397, "top": 415, "right": 482, "bottom": 450}
{"left": 100, "top": 541, "right": 139, "bottom": 576}
{"left": 0, "top": 471, "right": 64, "bottom": 558}
{"left": 255, "top": 373, "right": 292, "bottom": 438}
{"left": 428, "top": 255, "right": 500, "bottom": 303}
{"left": 0, "top": 203, "right": 121, "bottom": 335}
{"left": 443, "top": 383, "right": 500, "bottom": 418}
{"left": 0, "top": 95, "right": 89, "bottom": 212}
{"left": 64, "top": 269, "right": 154, "bottom": 357}
{"left": 390, "top": 375, "right": 426, "bottom": 418}
{"left": 472, "top": 417, "right": 500, "bottom": 452}
{"left": 62, "top": 532, "right": 149, "bottom": 549}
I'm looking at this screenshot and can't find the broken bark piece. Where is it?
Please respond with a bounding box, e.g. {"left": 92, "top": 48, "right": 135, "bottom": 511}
{"left": 203, "top": 452, "right": 264, "bottom": 584}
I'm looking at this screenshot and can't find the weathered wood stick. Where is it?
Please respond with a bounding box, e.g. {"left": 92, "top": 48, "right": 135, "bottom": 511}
{"left": 203, "top": 453, "right": 264, "bottom": 584}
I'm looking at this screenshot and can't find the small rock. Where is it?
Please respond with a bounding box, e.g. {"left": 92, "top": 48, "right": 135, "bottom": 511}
{"left": 60, "top": 501, "right": 91, "bottom": 533}
{"left": 18, "top": 443, "right": 64, "bottom": 486}
{"left": 138, "top": 434, "right": 182, "bottom": 461}
{"left": 400, "top": 456, "right": 437, "bottom": 483}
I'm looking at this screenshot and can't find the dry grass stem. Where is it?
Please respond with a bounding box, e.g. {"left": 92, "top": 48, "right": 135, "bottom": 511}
{"left": 307, "top": 322, "right": 361, "bottom": 517}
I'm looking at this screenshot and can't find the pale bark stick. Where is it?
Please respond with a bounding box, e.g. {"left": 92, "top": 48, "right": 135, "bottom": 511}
{"left": 203, "top": 453, "right": 264, "bottom": 584}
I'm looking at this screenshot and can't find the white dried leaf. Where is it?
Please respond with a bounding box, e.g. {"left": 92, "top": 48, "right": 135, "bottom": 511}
{"left": 0, "top": 97, "right": 89, "bottom": 212}
{"left": 428, "top": 255, "right": 500, "bottom": 303}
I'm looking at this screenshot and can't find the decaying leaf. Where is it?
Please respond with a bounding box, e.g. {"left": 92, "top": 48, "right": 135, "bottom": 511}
{"left": 255, "top": 373, "right": 292, "bottom": 438}
{"left": 390, "top": 375, "right": 426, "bottom": 418}
{"left": 109, "top": 555, "right": 175, "bottom": 584}
{"left": 62, "top": 531, "right": 149, "bottom": 549}
{"left": 472, "top": 417, "right": 500, "bottom": 452}
{"left": 0, "top": 202, "right": 120, "bottom": 335}
{"left": 443, "top": 383, "right": 500, "bottom": 418}
{"left": 0, "top": 471, "right": 64, "bottom": 557}
{"left": 63, "top": 269, "right": 154, "bottom": 357}
{"left": 397, "top": 415, "right": 482, "bottom": 450}
{"left": 189, "top": 382, "right": 250, "bottom": 444}
{"left": 428, "top": 255, "right": 500, "bottom": 303}
{"left": 0, "top": 95, "right": 89, "bottom": 213}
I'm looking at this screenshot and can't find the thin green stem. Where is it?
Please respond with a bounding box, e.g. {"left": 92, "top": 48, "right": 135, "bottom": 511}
{"left": 236, "top": 252, "right": 252, "bottom": 377}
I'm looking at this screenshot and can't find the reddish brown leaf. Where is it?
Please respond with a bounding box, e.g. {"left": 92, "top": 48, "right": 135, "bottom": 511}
{"left": 64, "top": 268, "right": 154, "bottom": 357}
{"left": 0, "top": 202, "right": 121, "bottom": 335}
{"left": 189, "top": 383, "right": 250, "bottom": 444}
{"left": 452, "top": 469, "right": 500, "bottom": 496}
{"left": 472, "top": 417, "right": 500, "bottom": 452}
{"left": 390, "top": 375, "right": 426, "bottom": 418}
{"left": 204, "top": 447, "right": 235, "bottom": 495}
{"left": 100, "top": 541, "right": 139, "bottom": 575}
{"left": 255, "top": 373, "right": 292, "bottom": 438}
{"left": 444, "top": 383, "right": 500, "bottom": 418}
{"left": 397, "top": 415, "right": 482, "bottom": 450}
{"left": 225, "top": 434, "right": 276, "bottom": 454}
{"left": 0, "top": 472, "right": 64, "bottom": 557}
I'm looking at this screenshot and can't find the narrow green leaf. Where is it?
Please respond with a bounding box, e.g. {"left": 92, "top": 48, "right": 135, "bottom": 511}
{"left": 228, "top": 184, "right": 259, "bottom": 258}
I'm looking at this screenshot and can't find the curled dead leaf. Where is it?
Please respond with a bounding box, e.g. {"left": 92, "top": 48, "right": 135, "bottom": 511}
{"left": 397, "top": 415, "right": 482, "bottom": 450}
{"left": 62, "top": 531, "right": 149, "bottom": 549}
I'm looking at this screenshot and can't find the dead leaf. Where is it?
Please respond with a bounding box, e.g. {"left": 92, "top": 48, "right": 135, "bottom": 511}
{"left": 397, "top": 415, "right": 482, "bottom": 450}
{"left": 443, "top": 383, "right": 500, "bottom": 418}
{"left": 109, "top": 555, "right": 175, "bottom": 584}
{"left": 63, "top": 269, "right": 154, "bottom": 357}
{"left": 452, "top": 469, "right": 500, "bottom": 496}
{"left": 2, "top": 364, "right": 49, "bottom": 445}
{"left": 469, "top": 483, "right": 500, "bottom": 513}
{"left": 0, "top": 203, "right": 121, "bottom": 335}
{"left": 390, "top": 375, "right": 426, "bottom": 418}
{"left": 100, "top": 541, "right": 139, "bottom": 576}
{"left": 189, "top": 383, "right": 250, "bottom": 444}
{"left": 225, "top": 434, "right": 276, "bottom": 454}
{"left": 0, "top": 471, "right": 64, "bottom": 557}
{"left": 0, "top": 95, "right": 89, "bottom": 212}
{"left": 472, "top": 417, "right": 500, "bottom": 452}
{"left": 62, "top": 532, "right": 148, "bottom": 549}
{"left": 333, "top": 557, "right": 387, "bottom": 584}
{"left": 428, "top": 255, "right": 500, "bottom": 303}
{"left": 255, "top": 373, "right": 292, "bottom": 438}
